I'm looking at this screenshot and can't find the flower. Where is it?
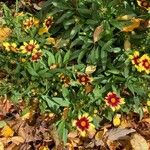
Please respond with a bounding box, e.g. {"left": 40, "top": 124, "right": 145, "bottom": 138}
{"left": 72, "top": 113, "right": 95, "bottom": 137}
{"left": 31, "top": 51, "right": 42, "bottom": 61}
{"left": 20, "top": 40, "right": 39, "bottom": 55}
{"left": 23, "top": 17, "right": 39, "bottom": 30}
{"left": 77, "top": 73, "right": 91, "bottom": 85}
{"left": 43, "top": 16, "right": 53, "bottom": 29}
{"left": 105, "top": 92, "right": 125, "bottom": 111}
{"left": 137, "top": 0, "right": 150, "bottom": 10}
{"left": 3, "top": 42, "right": 18, "bottom": 52}
{"left": 129, "top": 51, "right": 140, "bottom": 69}
{"left": 60, "top": 73, "right": 70, "bottom": 87}
{"left": 38, "top": 16, "right": 53, "bottom": 35}
{"left": 138, "top": 54, "right": 150, "bottom": 74}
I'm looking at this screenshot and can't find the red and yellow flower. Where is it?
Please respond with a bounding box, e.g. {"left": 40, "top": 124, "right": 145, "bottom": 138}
{"left": 20, "top": 40, "right": 39, "bottom": 55}
{"left": 129, "top": 51, "right": 140, "bottom": 69}
{"left": 72, "top": 113, "right": 95, "bottom": 137}
{"left": 3, "top": 42, "right": 18, "bottom": 53}
{"left": 43, "top": 16, "right": 53, "bottom": 29}
{"left": 105, "top": 92, "right": 125, "bottom": 111}
{"left": 137, "top": 0, "right": 150, "bottom": 10}
{"left": 138, "top": 54, "right": 150, "bottom": 74}
{"left": 38, "top": 16, "right": 53, "bottom": 35}
{"left": 77, "top": 73, "right": 92, "bottom": 85}
{"left": 23, "top": 17, "right": 39, "bottom": 30}
{"left": 31, "top": 51, "right": 42, "bottom": 62}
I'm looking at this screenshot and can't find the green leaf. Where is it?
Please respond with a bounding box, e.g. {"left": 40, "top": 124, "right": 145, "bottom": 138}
{"left": 25, "top": 63, "right": 39, "bottom": 77}
{"left": 70, "top": 25, "right": 81, "bottom": 39}
{"left": 52, "top": 97, "right": 70, "bottom": 107}
{"left": 63, "top": 50, "right": 71, "bottom": 64}
{"left": 45, "top": 51, "right": 56, "bottom": 65}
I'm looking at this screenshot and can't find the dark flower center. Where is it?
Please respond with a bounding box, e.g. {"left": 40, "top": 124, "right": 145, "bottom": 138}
{"left": 76, "top": 117, "right": 89, "bottom": 131}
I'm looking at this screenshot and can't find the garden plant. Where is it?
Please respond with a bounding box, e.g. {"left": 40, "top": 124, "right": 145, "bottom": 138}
{"left": 0, "top": 0, "right": 150, "bottom": 149}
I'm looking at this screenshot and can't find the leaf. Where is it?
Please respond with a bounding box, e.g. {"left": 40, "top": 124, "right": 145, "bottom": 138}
{"left": 1, "top": 125, "right": 14, "bottom": 137}
{"left": 105, "top": 128, "right": 135, "bottom": 141}
{"left": 93, "top": 25, "right": 104, "bottom": 43}
{"left": 0, "top": 142, "right": 4, "bottom": 150}
{"left": 11, "top": 136, "right": 25, "bottom": 145}
{"left": 130, "top": 133, "right": 149, "bottom": 150}
{"left": 0, "top": 27, "right": 12, "bottom": 43}
{"left": 0, "top": 121, "right": 6, "bottom": 128}
{"left": 95, "top": 130, "right": 105, "bottom": 146}
{"left": 122, "top": 18, "right": 143, "bottom": 32}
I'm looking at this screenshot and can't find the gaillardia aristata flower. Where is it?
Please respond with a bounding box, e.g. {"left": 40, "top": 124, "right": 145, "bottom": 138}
{"left": 137, "top": 0, "right": 150, "bottom": 10}
{"left": 138, "top": 54, "right": 150, "bottom": 74}
{"left": 31, "top": 51, "right": 42, "bottom": 62}
{"left": 23, "top": 17, "right": 39, "bottom": 30}
{"left": 43, "top": 16, "right": 53, "bottom": 29}
{"left": 129, "top": 51, "right": 140, "bottom": 69}
{"left": 20, "top": 40, "right": 39, "bottom": 55}
{"left": 3, "top": 42, "right": 18, "bottom": 53}
{"left": 105, "top": 92, "right": 125, "bottom": 111}
{"left": 77, "top": 73, "right": 92, "bottom": 85}
{"left": 72, "top": 113, "right": 95, "bottom": 137}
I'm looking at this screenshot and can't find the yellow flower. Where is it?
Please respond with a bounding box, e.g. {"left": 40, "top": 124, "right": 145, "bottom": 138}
{"left": 136, "top": 0, "right": 150, "bottom": 11}
{"left": 72, "top": 113, "right": 95, "bottom": 137}
{"left": 147, "top": 100, "right": 150, "bottom": 106}
{"left": 20, "top": 40, "right": 39, "bottom": 55}
{"left": 23, "top": 17, "right": 39, "bottom": 30}
{"left": 138, "top": 54, "right": 150, "bottom": 74}
{"left": 129, "top": 51, "right": 140, "bottom": 69}
{"left": 3, "top": 42, "right": 18, "bottom": 52}
{"left": 113, "top": 114, "right": 121, "bottom": 126}
{"left": 1, "top": 125, "right": 14, "bottom": 137}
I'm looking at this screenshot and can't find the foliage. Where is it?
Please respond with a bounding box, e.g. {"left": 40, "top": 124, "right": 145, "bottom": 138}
{"left": 0, "top": 0, "right": 150, "bottom": 144}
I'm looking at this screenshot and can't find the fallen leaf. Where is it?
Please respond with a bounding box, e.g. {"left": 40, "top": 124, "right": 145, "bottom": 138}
{"left": 1, "top": 125, "right": 14, "bottom": 137}
{"left": 113, "top": 114, "right": 121, "bottom": 127}
{"left": 93, "top": 25, "right": 104, "bottom": 43}
{"left": 105, "top": 127, "right": 135, "bottom": 141}
{"left": 0, "top": 27, "right": 11, "bottom": 43}
{"left": 130, "top": 133, "right": 149, "bottom": 150}
{"left": 0, "top": 141, "right": 4, "bottom": 150}
{"left": 11, "top": 136, "right": 25, "bottom": 145}
{"left": 95, "top": 130, "right": 105, "bottom": 146}
{"left": 85, "top": 65, "right": 96, "bottom": 75}
{"left": 39, "top": 145, "right": 49, "bottom": 150}
{"left": 122, "top": 18, "right": 143, "bottom": 32}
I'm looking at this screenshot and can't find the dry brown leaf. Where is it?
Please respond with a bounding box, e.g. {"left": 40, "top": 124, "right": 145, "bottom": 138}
{"left": 122, "top": 18, "right": 143, "bottom": 32}
{"left": 0, "top": 27, "right": 11, "bottom": 43}
{"left": 11, "top": 136, "right": 25, "bottom": 145}
{"left": 93, "top": 25, "right": 104, "bottom": 43}
{"left": 105, "top": 127, "right": 135, "bottom": 141}
{"left": 95, "top": 130, "right": 105, "bottom": 146}
{"left": 84, "top": 84, "right": 93, "bottom": 94}
{"left": 130, "top": 133, "right": 149, "bottom": 150}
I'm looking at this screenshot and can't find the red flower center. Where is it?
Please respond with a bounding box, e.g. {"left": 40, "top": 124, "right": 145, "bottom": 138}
{"left": 45, "top": 19, "right": 53, "bottom": 28}
{"left": 105, "top": 93, "right": 121, "bottom": 107}
{"left": 76, "top": 117, "right": 89, "bottom": 131}
{"left": 32, "top": 52, "right": 42, "bottom": 61}
{"left": 26, "top": 44, "right": 35, "bottom": 52}
{"left": 142, "top": 59, "right": 150, "bottom": 69}
{"left": 141, "top": 1, "right": 149, "bottom": 7}
{"left": 78, "top": 74, "right": 90, "bottom": 84}
{"left": 133, "top": 56, "right": 139, "bottom": 65}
